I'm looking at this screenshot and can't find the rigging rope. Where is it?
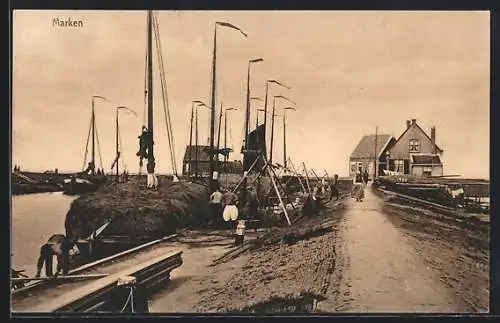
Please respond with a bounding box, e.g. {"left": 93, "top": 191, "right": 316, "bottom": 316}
{"left": 153, "top": 14, "right": 178, "bottom": 176}
{"left": 81, "top": 114, "right": 93, "bottom": 171}
{"left": 94, "top": 121, "right": 104, "bottom": 172}
{"left": 153, "top": 14, "right": 175, "bottom": 172}
{"left": 120, "top": 287, "right": 135, "bottom": 313}
{"left": 139, "top": 21, "right": 149, "bottom": 175}
{"left": 118, "top": 124, "right": 126, "bottom": 171}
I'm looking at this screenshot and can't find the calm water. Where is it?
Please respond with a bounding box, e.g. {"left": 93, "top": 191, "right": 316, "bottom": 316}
{"left": 11, "top": 192, "right": 78, "bottom": 276}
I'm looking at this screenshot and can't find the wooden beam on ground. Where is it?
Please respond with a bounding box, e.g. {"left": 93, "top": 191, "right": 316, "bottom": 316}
{"left": 12, "top": 274, "right": 108, "bottom": 283}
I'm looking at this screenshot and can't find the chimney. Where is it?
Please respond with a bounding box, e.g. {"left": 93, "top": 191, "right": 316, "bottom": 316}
{"left": 431, "top": 126, "right": 436, "bottom": 154}
{"left": 406, "top": 120, "right": 411, "bottom": 129}
{"left": 411, "top": 118, "right": 417, "bottom": 125}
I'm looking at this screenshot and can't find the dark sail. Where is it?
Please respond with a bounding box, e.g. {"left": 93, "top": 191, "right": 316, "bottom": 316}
{"left": 243, "top": 124, "right": 267, "bottom": 171}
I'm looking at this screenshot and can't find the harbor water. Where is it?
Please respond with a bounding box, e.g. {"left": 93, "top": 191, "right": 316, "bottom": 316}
{"left": 11, "top": 192, "right": 78, "bottom": 277}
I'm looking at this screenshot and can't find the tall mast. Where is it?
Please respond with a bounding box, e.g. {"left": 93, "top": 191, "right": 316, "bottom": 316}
{"left": 208, "top": 26, "right": 217, "bottom": 190}
{"left": 188, "top": 105, "right": 194, "bottom": 178}
{"left": 217, "top": 103, "right": 223, "bottom": 158}
{"left": 244, "top": 63, "right": 251, "bottom": 151}
{"left": 116, "top": 109, "right": 120, "bottom": 181}
{"left": 146, "top": 10, "right": 155, "bottom": 175}
{"left": 91, "top": 97, "right": 95, "bottom": 175}
{"left": 224, "top": 109, "right": 228, "bottom": 179}
{"left": 263, "top": 82, "right": 269, "bottom": 160}
{"left": 374, "top": 126, "right": 378, "bottom": 180}
{"left": 283, "top": 110, "right": 286, "bottom": 169}
{"left": 195, "top": 107, "right": 199, "bottom": 179}
{"left": 269, "top": 96, "right": 276, "bottom": 165}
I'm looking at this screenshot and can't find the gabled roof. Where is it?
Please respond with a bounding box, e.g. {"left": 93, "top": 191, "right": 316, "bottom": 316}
{"left": 350, "top": 134, "right": 394, "bottom": 159}
{"left": 182, "top": 145, "right": 211, "bottom": 162}
{"left": 394, "top": 122, "right": 443, "bottom": 153}
{"left": 411, "top": 154, "right": 442, "bottom": 165}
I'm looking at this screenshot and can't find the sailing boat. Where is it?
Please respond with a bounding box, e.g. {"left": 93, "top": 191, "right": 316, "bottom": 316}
{"left": 63, "top": 96, "right": 108, "bottom": 195}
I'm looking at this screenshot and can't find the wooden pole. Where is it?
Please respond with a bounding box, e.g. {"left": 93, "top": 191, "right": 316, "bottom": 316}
{"left": 283, "top": 109, "right": 287, "bottom": 169}
{"left": 267, "top": 164, "right": 291, "bottom": 226}
{"left": 374, "top": 126, "right": 378, "bottom": 180}
{"left": 91, "top": 97, "right": 95, "bottom": 175}
{"left": 146, "top": 10, "right": 155, "bottom": 176}
{"left": 209, "top": 25, "right": 217, "bottom": 191}
{"left": 224, "top": 108, "right": 228, "bottom": 186}
{"left": 195, "top": 107, "right": 199, "bottom": 179}
{"left": 115, "top": 109, "right": 120, "bottom": 182}
{"left": 288, "top": 159, "right": 307, "bottom": 194}
{"left": 231, "top": 157, "right": 261, "bottom": 193}
{"left": 303, "top": 162, "right": 311, "bottom": 193}
{"left": 188, "top": 104, "right": 194, "bottom": 178}
{"left": 263, "top": 82, "right": 269, "bottom": 161}
{"left": 269, "top": 96, "right": 276, "bottom": 165}
{"left": 216, "top": 103, "right": 223, "bottom": 162}
{"left": 244, "top": 62, "right": 251, "bottom": 153}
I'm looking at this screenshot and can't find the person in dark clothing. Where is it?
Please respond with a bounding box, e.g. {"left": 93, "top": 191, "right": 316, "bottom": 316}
{"left": 355, "top": 170, "right": 363, "bottom": 184}
{"left": 246, "top": 187, "right": 259, "bottom": 220}
{"left": 35, "top": 234, "right": 79, "bottom": 278}
{"left": 137, "top": 127, "right": 149, "bottom": 159}
{"left": 302, "top": 194, "right": 319, "bottom": 217}
{"left": 329, "top": 174, "right": 339, "bottom": 201}
{"left": 363, "top": 170, "right": 369, "bottom": 184}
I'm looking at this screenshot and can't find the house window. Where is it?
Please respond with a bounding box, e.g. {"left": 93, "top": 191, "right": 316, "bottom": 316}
{"left": 423, "top": 166, "right": 432, "bottom": 176}
{"left": 394, "top": 160, "right": 404, "bottom": 173}
{"left": 409, "top": 139, "right": 420, "bottom": 152}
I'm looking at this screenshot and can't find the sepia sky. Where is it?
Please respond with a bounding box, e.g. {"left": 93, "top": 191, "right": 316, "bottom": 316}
{"left": 12, "top": 10, "right": 490, "bottom": 178}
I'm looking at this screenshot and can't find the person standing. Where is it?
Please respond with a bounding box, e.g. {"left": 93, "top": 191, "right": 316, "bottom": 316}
{"left": 209, "top": 188, "right": 223, "bottom": 226}
{"left": 222, "top": 189, "right": 239, "bottom": 228}
{"left": 246, "top": 186, "right": 259, "bottom": 220}
{"left": 329, "top": 174, "right": 339, "bottom": 201}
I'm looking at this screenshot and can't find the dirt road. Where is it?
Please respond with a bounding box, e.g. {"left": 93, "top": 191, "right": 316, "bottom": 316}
{"left": 149, "top": 186, "right": 488, "bottom": 313}
{"left": 335, "top": 187, "right": 462, "bottom": 313}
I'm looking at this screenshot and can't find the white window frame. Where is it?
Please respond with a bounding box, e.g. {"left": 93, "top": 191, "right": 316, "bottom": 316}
{"left": 409, "top": 139, "right": 420, "bottom": 153}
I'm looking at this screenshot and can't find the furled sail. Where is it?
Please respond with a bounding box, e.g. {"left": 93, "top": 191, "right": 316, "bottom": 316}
{"left": 243, "top": 124, "right": 267, "bottom": 171}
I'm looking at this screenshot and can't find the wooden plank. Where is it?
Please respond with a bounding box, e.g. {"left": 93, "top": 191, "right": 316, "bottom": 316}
{"left": 12, "top": 274, "right": 107, "bottom": 283}
{"left": 32, "top": 250, "right": 182, "bottom": 312}
{"left": 71, "top": 234, "right": 178, "bottom": 274}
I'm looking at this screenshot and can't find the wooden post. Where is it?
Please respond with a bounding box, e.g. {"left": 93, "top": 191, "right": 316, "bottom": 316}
{"left": 267, "top": 165, "right": 291, "bottom": 226}
{"left": 231, "top": 157, "right": 261, "bottom": 193}
{"left": 303, "top": 162, "right": 311, "bottom": 193}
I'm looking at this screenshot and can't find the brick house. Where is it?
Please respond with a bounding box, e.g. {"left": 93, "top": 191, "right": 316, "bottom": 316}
{"left": 384, "top": 119, "right": 444, "bottom": 177}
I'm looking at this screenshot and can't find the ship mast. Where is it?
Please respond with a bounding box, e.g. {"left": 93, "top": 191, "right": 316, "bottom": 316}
{"left": 146, "top": 10, "right": 155, "bottom": 177}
